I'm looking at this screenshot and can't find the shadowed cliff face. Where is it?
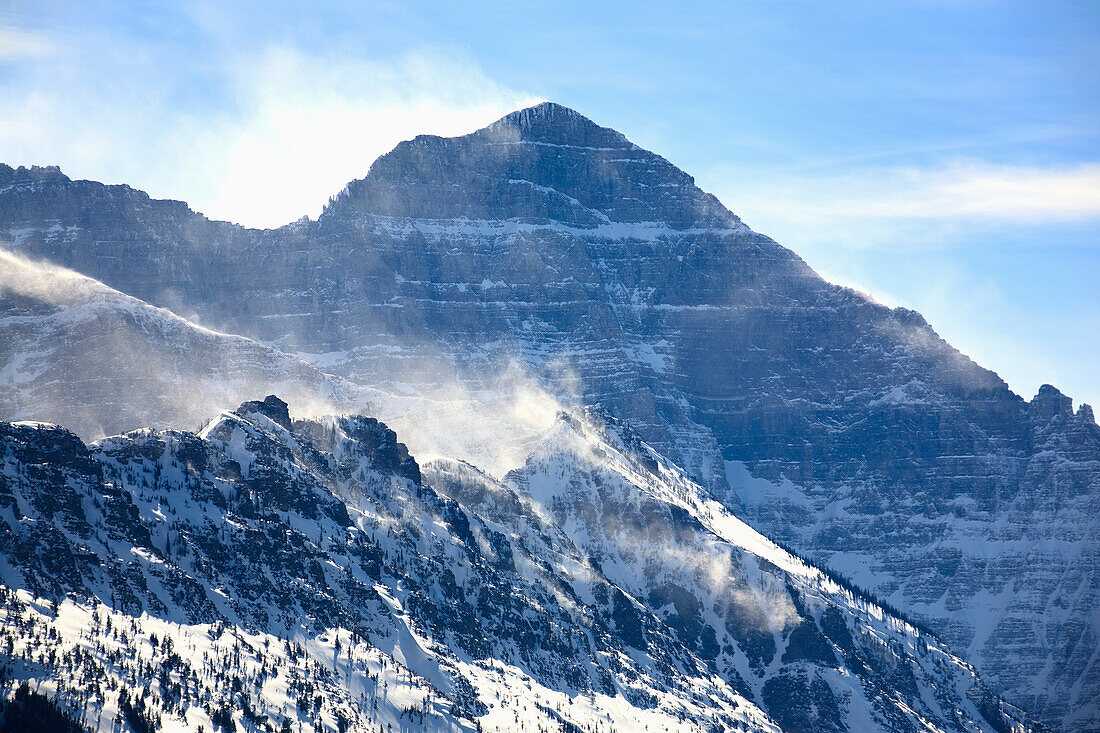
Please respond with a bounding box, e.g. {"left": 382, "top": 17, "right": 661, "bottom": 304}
{"left": 2, "top": 102, "right": 1098, "bottom": 729}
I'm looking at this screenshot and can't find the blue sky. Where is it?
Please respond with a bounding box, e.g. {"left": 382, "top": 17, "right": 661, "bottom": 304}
{"left": 1, "top": 0, "right": 1097, "bottom": 409}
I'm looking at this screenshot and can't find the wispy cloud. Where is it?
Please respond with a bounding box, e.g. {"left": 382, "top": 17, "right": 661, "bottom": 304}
{"left": 205, "top": 46, "right": 539, "bottom": 227}
{"left": 0, "top": 24, "right": 52, "bottom": 59}
{"left": 835, "top": 162, "right": 1100, "bottom": 221}
{"left": 718, "top": 160, "right": 1100, "bottom": 236}
{"left": 704, "top": 160, "right": 1100, "bottom": 273}
{"left": 0, "top": 27, "right": 537, "bottom": 227}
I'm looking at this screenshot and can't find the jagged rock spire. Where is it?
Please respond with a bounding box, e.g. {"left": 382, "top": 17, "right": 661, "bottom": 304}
{"left": 235, "top": 394, "right": 292, "bottom": 429}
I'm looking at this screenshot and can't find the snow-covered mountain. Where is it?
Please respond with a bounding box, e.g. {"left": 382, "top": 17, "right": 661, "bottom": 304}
{"left": 2, "top": 102, "right": 1097, "bottom": 729}
{"left": 1, "top": 397, "right": 1029, "bottom": 731}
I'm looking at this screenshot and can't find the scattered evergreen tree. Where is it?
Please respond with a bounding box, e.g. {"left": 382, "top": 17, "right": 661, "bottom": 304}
{"left": 0, "top": 683, "right": 86, "bottom": 733}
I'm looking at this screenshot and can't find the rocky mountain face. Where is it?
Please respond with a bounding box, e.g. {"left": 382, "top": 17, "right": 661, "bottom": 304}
{"left": 2, "top": 103, "right": 1098, "bottom": 729}
{"left": 0, "top": 397, "right": 1028, "bottom": 732}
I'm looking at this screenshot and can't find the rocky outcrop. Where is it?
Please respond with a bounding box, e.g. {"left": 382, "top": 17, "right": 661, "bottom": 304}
{"left": 236, "top": 394, "right": 294, "bottom": 430}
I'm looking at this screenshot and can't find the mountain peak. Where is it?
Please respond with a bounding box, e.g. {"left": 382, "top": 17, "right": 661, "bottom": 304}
{"left": 323, "top": 102, "right": 739, "bottom": 229}
{"left": 1031, "top": 383, "right": 1074, "bottom": 421}
{"left": 497, "top": 101, "right": 588, "bottom": 125}
{"left": 479, "top": 101, "right": 633, "bottom": 149}
{"left": 235, "top": 394, "right": 292, "bottom": 430}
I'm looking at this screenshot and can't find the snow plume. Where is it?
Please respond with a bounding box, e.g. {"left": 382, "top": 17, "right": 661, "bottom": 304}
{"left": 658, "top": 542, "right": 801, "bottom": 634}
{"left": 612, "top": 509, "right": 801, "bottom": 635}
{"left": 877, "top": 307, "right": 1008, "bottom": 396}
{"left": 267, "top": 291, "right": 584, "bottom": 478}
{"left": 518, "top": 416, "right": 800, "bottom": 635}
{"left": 0, "top": 247, "right": 252, "bottom": 341}
{"left": 0, "top": 246, "right": 568, "bottom": 468}
{"left": 0, "top": 25, "right": 536, "bottom": 229}
{"left": 353, "top": 357, "right": 569, "bottom": 479}
{"left": 0, "top": 246, "right": 113, "bottom": 303}
{"left": 0, "top": 246, "right": 359, "bottom": 439}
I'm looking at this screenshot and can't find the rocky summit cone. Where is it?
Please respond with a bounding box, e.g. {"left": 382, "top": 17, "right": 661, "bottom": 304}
{"left": 324, "top": 102, "right": 740, "bottom": 229}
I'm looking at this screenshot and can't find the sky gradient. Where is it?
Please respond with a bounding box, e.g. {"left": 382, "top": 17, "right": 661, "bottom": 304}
{"left": 1, "top": 0, "right": 1097, "bottom": 408}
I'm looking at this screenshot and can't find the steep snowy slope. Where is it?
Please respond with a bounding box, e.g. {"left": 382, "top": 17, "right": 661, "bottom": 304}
{"left": 0, "top": 398, "right": 1029, "bottom": 732}
{"left": 436, "top": 412, "right": 1035, "bottom": 733}
{"left": 0, "top": 248, "right": 365, "bottom": 439}
{"left": 2, "top": 104, "right": 1097, "bottom": 728}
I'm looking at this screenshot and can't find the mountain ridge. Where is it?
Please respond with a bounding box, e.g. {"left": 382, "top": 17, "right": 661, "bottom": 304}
{"left": 0, "top": 396, "right": 1033, "bottom": 731}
